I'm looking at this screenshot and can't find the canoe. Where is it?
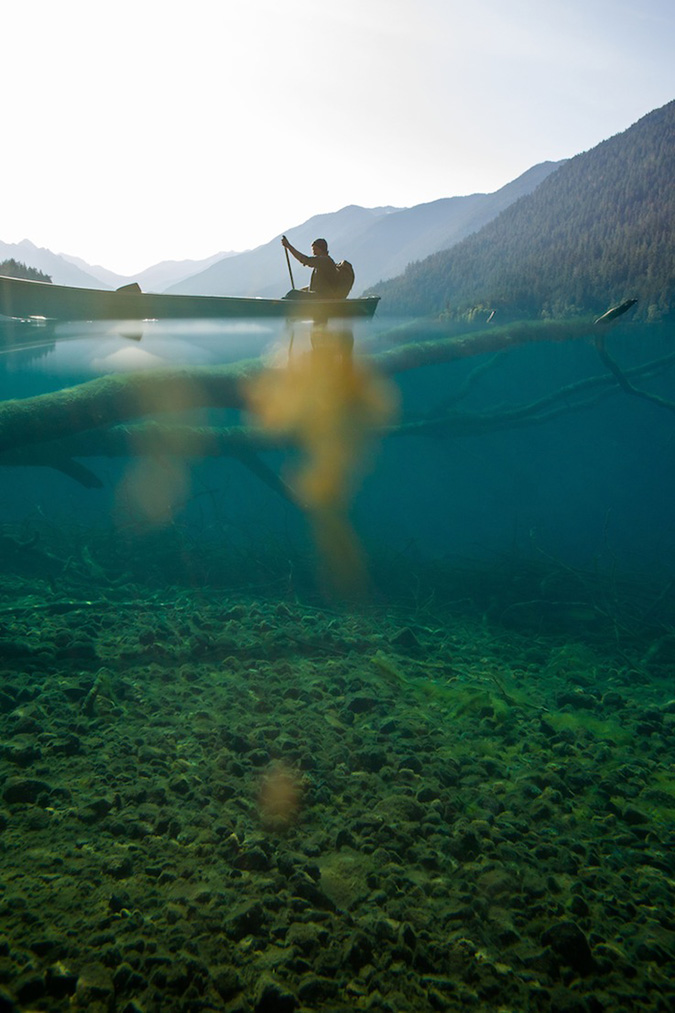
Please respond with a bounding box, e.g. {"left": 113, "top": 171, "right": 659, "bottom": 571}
{"left": 0, "top": 275, "right": 380, "bottom": 323}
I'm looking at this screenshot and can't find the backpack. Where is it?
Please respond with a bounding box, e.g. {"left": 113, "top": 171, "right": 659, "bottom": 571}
{"left": 333, "top": 260, "right": 355, "bottom": 298}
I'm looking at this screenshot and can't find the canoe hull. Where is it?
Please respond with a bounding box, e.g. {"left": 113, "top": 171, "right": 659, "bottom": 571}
{"left": 0, "top": 276, "right": 380, "bottom": 323}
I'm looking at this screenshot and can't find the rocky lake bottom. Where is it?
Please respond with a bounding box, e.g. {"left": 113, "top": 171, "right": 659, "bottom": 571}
{"left": 1, "top": 534, "right": 674, "bottom": 1013}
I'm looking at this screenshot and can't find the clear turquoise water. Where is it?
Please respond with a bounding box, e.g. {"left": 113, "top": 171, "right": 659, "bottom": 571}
{"left": 1, "top": 315, "right": 672, "bottom": 583}
{"left": 2, "top": 312, "right": 675, "bottom": 1012}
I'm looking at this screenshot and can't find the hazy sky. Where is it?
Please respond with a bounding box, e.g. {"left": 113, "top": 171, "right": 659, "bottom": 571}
{"left": 3, "top": 0, "right": 674, "bottom": 274}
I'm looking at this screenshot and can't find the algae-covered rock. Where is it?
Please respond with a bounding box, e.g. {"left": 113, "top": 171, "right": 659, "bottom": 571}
{"left": 71, "top": 963, "right": 115, "bottom": 1011}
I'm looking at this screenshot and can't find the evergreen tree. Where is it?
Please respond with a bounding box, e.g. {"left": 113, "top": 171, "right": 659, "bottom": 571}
{"left": 0, "top": 259, "right": 52, "bottom": 283}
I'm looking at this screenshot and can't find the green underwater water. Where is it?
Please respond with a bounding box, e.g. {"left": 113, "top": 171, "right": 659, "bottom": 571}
{"left": 0, "top": 315, "right": 674, "bottom": 1011}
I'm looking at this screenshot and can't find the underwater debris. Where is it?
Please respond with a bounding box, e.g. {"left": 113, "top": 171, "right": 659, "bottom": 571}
{"left": 594, "top": 298, "right": 638, "bottom": 325}
{"left": 80, "top": 668, "right": 114, "bottom": 718}
{"left": 371, "top": 651, "right": 407, "bottom": 685}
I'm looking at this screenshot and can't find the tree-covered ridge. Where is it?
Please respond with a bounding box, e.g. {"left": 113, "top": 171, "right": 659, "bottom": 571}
{"left": 372, "top": 100, "right": 675, "bottom": 322}
{"left": 0, "top": 259, "right": 52, "bottom": 283}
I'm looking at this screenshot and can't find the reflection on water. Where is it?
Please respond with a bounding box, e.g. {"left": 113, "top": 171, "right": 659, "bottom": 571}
{"left": 0, "top": 318, "right": 290, "bottom": 384}
{"left": 247, "top": 323, "right": 398, "bottom": 595}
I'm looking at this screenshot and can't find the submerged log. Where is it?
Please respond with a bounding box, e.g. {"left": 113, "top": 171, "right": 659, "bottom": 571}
{"left": 4, "top": 348, "right": 672, "bottom": 484}
{"left": 0, "top": 361, "right": 256, "bottom": 457}
{"left": 0, "top": 314, "right": 616, "bottom": 459}
{"left": 372, "top": 315, "right": 603, "bottom": 373}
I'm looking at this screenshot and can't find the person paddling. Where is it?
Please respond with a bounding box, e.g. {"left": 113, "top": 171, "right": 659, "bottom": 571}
{"left": 281, "top": 236, "right": 340, "bottom": 298}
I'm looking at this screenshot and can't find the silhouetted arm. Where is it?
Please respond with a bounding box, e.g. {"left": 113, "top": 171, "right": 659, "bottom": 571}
{"left": 281, "top": 236, "right": 314, "bottom": 267}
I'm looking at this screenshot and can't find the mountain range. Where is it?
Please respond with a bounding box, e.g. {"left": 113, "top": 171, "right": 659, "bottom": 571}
{"left": 0, "top": 240, "right": 235, "bottom": 292}
{"left": 60, "top": 251, "right": 237, "bottom": 292}
{"left": 1, "top": 160, "right": 561, "bottom": 298}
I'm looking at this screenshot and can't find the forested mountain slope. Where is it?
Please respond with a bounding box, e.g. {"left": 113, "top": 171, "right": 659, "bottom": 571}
{"left": 371, "top": 100, "right": 675, "bottom": 321}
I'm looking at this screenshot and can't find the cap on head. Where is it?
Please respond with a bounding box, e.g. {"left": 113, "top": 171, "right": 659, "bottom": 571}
{"left": 312, "top": 238, "right": 328, "bottom": 253}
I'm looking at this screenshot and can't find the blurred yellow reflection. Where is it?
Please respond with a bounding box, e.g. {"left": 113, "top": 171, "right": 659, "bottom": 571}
{"left": 258, "top": 761, "right": 303, "bottom": 830}
{"left": 247, "top": 325, "right": 398, "bottom": 595}
{"left": 113, "top": 374, "right": 212, "bottom": 530}
{"left": 115, "top": 455, "right": 189, "bottom": 528}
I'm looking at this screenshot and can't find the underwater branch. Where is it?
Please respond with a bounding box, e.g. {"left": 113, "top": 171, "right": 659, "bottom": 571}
{"left": 3, "top": 348, "right": 673, "bottom": 493}
{"left": 0, "top": 313, "right": 629, "bottom": 461}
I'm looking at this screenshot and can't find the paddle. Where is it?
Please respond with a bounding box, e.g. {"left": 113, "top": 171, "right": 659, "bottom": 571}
{"left": 282, "top": 236, "right": 295, "bottom": 291}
